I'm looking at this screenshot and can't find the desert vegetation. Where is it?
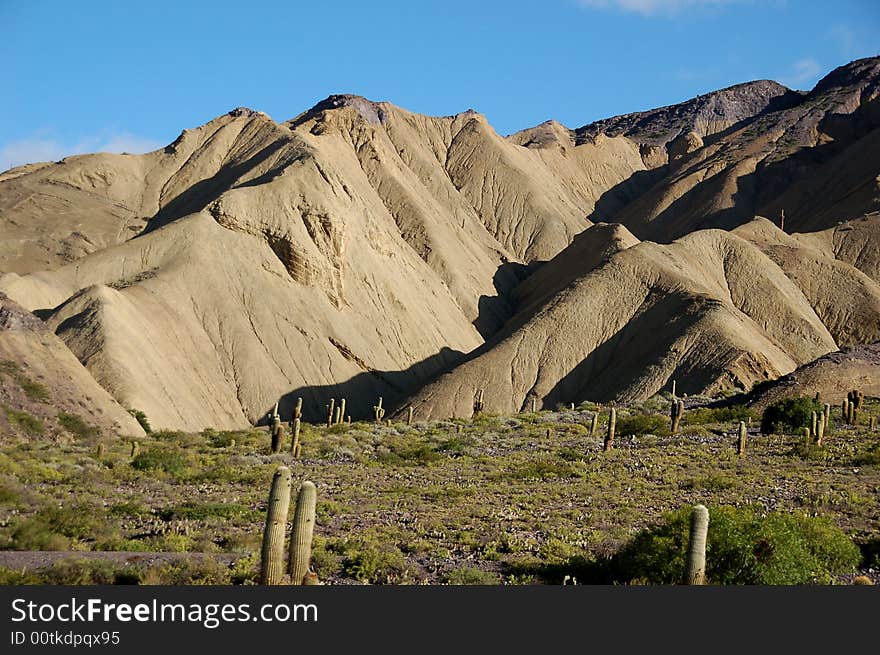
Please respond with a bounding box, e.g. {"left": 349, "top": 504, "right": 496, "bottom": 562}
{"left": 0, "top": 390, "right": 877, "bottom": 585}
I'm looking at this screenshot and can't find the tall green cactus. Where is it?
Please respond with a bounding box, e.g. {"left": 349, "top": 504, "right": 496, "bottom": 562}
{"left": 290, "top": 418, "right": 302, "bottom": 456}
{"left": 260, "top": 465, "right": 292, "bottom": 585}
{"left": 374, "top": 397, "right": 385, "bottom": 422}
{"left": 338, "top": 398, "right": 346, "bottom": 425}
{"left": 294, "top": 397, "right": 303, "bottom": 420}
{"left": 604, "top": 407, "right": 616, "bottom": 452}
{"left": 824, "top": 403, "right": 831, "bottom": 431}
{"left": 288, "top": 480, "right": 317, "bottom": 585}
{"left": 270, "top": 416, "right": 283, "bottom": 453}
{"left": 816, "top": 411, "right": 825, "bottom": 447}
{"left": 737, "top": 421, "right": 747, "bottom": 456}
{"left": 683, "top": 504, "right": 709, "bottom": 585}
{"left": 327, "top": 399, "right": 335, "bottom": 428}
{"left": 590, "top": 413, "right": 598, "bottom": 437}
{"left": 811, "top": 411, "right": 818, "bottom": 439}
{"left": 671, "top": 400, "right": 684, "bottom": 434}
{"left": 407, "top": 406, "right": 414, "bottom": 426}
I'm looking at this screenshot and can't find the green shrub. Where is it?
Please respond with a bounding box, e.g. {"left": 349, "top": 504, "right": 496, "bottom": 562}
{"left": 616, "top": 413, "right": 670, "bottom": 437}
{"left": 36, "top": 503, "right": 110, "bottom": 541}
{"left": 442, "top": 567, "right": 500, "bottom": 585}
{"left": 4, "top": 407, "right": 44, "bottom": 435}
{"left": 57, "top": 412, "right": 99, "bottom": 439}
{"left": 131, "top": 448, "right": 188, "bottom": 475}
{"left": 19, "top": 377, "right": 49, "bottom": 402}
{"left": 497, "top": 459, "right": 578, "bottom": 481}
{"left": 612, "top": 505, "right": 860, "bottom": 584}
{"left": 761, "top": 396, "right": 822, "bottom": 435}
{"left": 128, "top": 409, "right": 152, "bottom": 433}
{"left": 377, "top": 443, "right": 442, "bottom": 466}
{"left": 333, "top": 537, "right": 412, "bottom": 583}
{"left": 685, "top": 405, "right": 758, "bottom": 425}
{"left": 7, "top": 519, "right": 69, "bottom": 550}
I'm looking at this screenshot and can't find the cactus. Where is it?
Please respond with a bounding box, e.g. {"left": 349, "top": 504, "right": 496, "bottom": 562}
{"left": 816, "top": 411, "right": 825, "bottom": 447}
{"left": 333, "top": 406, "right": 341, "bottom": 425}
{"left": 849, "top": 390, "right": 863, "bottom": 411}
{"left": 373, "top": 397, "right": 385, "bottom": 422}
{"left": 870, "top": 416, "right": 877, "bottom": 432}
{"left": 270, "top": 416, "right": 283, "bottom": 453}
{"left": 288, "top": 480, "right": 317, "bottom": 586}
{"left": 260, "top": 465, "right": 292, "bottom": 585}
{"left": 737, "top": 421, "right": 747, "bottom": 455}
{"left": 473, "top": 389, "right": 485, "bottom": 416}
{"left": 604, "top": 407, "right": 616, "bottom": 452}
{"left": 590, "top": 413, "right": 598, "bottom": 437}
{"left": 811, "top": 411, "right": 818, "bottom": 439}
{"left": 407, "top": 406, "right": 414, "bottom": 426}
{"left": 338, "top": 398, "right": 346, "bottom": 425}
{"left": 294, "top": 397, "right": 303, "bottom": 420}
{"left": 531, "top": 398, "right": 537, "bottom": 413}
{"left": 294, "top": 443, "right": 302, "bottom": 459}
{"left": 671, "top": 400, "right": 684, "bottom": 434}
{"left": 96, "top": 443, "right": 105, "bottom": 458}
{"left": 803, "top": 427, "right": 811, "bottom": 448}
{"left": 130, "top": 441, "right": 139, "bottom": 459}
{"left": 327, "top": 399, "right": 335, "bottom": 428}
{"left": 824, "top": 403, "right": 831, "bottom": 431}
{"left": 671, "top": 379, "right": 676, "bottom": 399}
{"left": 683, "top": 504, "right": 709, "bottom": 585}
{"left": 290, "top": 418, "right": 301, "bottom": 455}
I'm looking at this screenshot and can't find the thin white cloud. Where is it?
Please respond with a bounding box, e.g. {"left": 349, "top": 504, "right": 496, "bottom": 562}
{"left": 0, "top": 131, "right": 163, "bottom": 173}
{"left": 780, "top": 57, "right": 823, "bottom": 89}
{"left": 577, "top": 0, "right": 748, "bottom": 16}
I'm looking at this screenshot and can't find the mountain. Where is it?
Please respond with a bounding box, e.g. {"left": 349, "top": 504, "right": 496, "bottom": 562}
{"left": 405, "top": 215, "right": 880, "bottom": 419}
{"left": 746, "top": 342, "right": 880, "bottom": 410}
{"left": 1, "top": 57, "right": 879, "bottom": 430}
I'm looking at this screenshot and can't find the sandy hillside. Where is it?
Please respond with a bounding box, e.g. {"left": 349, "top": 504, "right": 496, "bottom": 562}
{"left": 0, "top": 58, "right": 878, "bottom": 430}
{"left": 747, "top": 342, "right": 880, "bottom": 409}
{"left": 0, "top": 293, "right": 144, "bottom": 437}
{"left": 405, "top": 217, "right": 880, "bottom": 419}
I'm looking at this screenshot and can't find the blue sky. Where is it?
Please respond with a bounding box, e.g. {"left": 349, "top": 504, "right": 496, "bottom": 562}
{"left": 1, "top": 0, "right": 878, "bottom": 171}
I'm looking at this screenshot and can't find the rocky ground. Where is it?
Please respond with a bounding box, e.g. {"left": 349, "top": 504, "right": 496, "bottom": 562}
{"left": 1, "top": 394, "right": 878, "bottom": 585}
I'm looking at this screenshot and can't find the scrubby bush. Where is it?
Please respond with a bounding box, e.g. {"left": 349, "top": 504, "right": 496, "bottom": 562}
{"left": 615, "top": 413, "right": 670, "bottom": 437}
{"left": 131, "top": 448, "right": 188, "bottom": 475}
{"left": 57, "top": 412, "right": 99, "bottom": 439}
{"left": 128, "top": 409, "right": 152, "bottom": 434}
{"left": 4, "top": 407, "right": 44, "bottom": 435}
{"left": 612, "top": 505, "right": 859, "bottom": 584}
{"left": 442, "top": 567, "right": 500, "bottom": 585}
{"left": 334, "top": 537, "right": 413, "bottom": 584}
{"left": 761, "top": 396, "right": 822, "bottom": 435}
{"left": 685, "top": 405, "right": 758, "bottom": 425}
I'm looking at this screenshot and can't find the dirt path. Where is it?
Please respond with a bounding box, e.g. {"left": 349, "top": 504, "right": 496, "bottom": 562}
{"left": 0, "top": 551, "right": 244, "bottom": 572}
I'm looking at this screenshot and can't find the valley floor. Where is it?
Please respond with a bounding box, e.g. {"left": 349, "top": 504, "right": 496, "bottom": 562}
{"left": 1, "top": 395, "right": 878, "bottom": 585}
